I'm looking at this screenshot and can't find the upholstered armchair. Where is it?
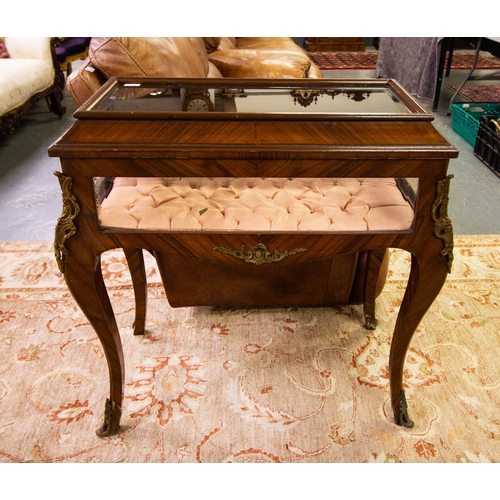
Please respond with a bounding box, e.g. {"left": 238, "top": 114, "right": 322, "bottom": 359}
{"left": 0, "top": 37, "right": 65, "bottom": 134}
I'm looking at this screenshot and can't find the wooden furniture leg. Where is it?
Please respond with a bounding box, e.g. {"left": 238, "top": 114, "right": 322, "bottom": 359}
{"left": 389, "top": 252, "right": 449, "bottom": 427}
{"left": 64, "top": 251, "right": 124, "bottom": 437}
{"left": 362, "top": 248, "right": 387, "bottom": 330}
{"left": 45, "top": 38, "right": 67, "bottom": 118}
{"left": 123, "top": 248, "right": 147, "bottom": 336}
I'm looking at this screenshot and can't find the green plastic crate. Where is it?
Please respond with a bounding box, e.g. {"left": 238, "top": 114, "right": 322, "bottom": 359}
{"left": 451, "top": 103, "right": 500, "bottom": 147}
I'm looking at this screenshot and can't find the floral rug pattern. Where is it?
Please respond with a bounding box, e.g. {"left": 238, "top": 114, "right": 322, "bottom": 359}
{"left": 0, "top": 237, "right": 500, "bottom": 462}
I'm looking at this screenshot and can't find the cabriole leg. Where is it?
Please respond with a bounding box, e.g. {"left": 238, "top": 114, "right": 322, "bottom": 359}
{"left": 389, "top": 253, "right": 449, "bottom": 428}
{"left": 64, "top": 252, "right": 125, "bottom": 437}
{"left": 124, "top": 248, "right": 147, "bottom": 336}
{"left": 363, "top": 248, "right": 387, "bottom": 330}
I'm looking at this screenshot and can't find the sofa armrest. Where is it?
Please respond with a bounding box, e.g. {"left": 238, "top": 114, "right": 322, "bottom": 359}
{"left": 67, "top": 58, "right": 107, "bottom": 107}
{"left": 3, "top": 37, "right": 53, "bottom": 64}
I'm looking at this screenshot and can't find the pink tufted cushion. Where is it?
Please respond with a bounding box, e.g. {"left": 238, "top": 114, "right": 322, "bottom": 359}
{"left": 97, "top": 177, "right": 415, "bottom": 233}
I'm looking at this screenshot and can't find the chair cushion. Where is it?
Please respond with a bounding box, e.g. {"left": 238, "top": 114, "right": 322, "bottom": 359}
{"left": 89, "top": 37, "right": 212, "bottom": 79}
{"left": 98, "top": 177, "right": 415, "bottom": 233}
{"left": 209, "top": 49, "right": 312, "bottom": 78}
{"left": 0, "top": 59, "right": 54, "bottom": 114}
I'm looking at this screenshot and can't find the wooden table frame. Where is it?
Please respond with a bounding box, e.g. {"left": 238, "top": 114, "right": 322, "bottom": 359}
{"left": 49, "top": 78, "right": 458, "bottom": 437}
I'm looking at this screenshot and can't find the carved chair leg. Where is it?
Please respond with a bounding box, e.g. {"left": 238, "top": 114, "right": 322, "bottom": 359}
{"left": 46, "top": 38, "right": 66, "bottom": 118}
{"left": 46, "top": 92, "right": 66, "bottom": 117}
{"left": 124, "top": 248, "right": 147, "bottom": 336}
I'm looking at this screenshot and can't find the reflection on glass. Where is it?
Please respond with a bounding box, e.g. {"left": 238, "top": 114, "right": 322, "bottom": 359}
{"left": 94, "top": 177, "right": 417, "bottom": 234}
{"left": 92, "top": 82, "right": 411, "bottom": 114}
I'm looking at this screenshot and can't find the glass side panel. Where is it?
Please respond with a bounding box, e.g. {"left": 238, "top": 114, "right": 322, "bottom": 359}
{"left": 94, "top": 177, "right": 418, "bottom": 234}
{"left": 90, "top": 82, "right": 411, "bottom": 115}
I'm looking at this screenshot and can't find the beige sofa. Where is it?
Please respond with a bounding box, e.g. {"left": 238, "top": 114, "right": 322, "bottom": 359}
{"left": 0, "top": 37, "right": 66, "bottom": 134}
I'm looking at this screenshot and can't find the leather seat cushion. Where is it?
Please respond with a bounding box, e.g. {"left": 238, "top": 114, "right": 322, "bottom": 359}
{"left": 209, "top": 49, "right": 312, "bottom": 78}
{"left": 0, "top": 59, "right": 54, "bottom": 114}
{"left": 89, "top": 37, "right": 213, "bottom": 79}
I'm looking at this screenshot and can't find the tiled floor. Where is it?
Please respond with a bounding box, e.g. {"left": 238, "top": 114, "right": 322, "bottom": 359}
{"left": 1, "top": 57, "right": 499, "bottom": 241}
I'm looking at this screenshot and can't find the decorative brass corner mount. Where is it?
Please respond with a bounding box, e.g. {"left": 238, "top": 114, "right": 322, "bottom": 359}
{"left": 431, "top": 175, "right": 454, "bottom": 273}
{"left": 213, "top": 242, "right": 306, "bottom": 265}
{"left": 54, "top": 172, "right": 80, "bottom": 273}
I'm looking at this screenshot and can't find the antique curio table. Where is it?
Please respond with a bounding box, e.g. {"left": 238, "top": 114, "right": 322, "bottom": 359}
{"left": 48, "top": 78, "right": 458, "bottom": 436}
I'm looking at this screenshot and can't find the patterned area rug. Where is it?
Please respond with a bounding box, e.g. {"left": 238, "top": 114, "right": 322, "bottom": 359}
{"left": 1, "top": 237, "right": 500, "bottom": 463}
{"left": 309, "top": 51, "right": 500, "bottom": 71}
{"left": 449, "top": 85, "right": 500, "bottom": 103}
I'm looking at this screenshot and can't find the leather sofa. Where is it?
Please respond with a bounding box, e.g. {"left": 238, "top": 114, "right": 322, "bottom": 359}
{"left": 0, "top": 37, "right": 66, "bottom": 134}
{"left": 67, "top": 37, "right": 323, "bottom": 106}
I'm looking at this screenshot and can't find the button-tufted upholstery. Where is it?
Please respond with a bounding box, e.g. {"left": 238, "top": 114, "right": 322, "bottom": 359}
{"left": 98, "top": 177, "right": 415, "bottom": 233}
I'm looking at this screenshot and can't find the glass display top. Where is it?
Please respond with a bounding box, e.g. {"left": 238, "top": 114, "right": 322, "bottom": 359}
{"left": 76, "top": 78, "right": 431, "bottom": 119}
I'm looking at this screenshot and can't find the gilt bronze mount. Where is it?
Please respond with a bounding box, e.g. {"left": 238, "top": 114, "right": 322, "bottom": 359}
{"left": 431, "top": 174, "right": 454, "bottom": 273}
{"left": 214, "top": 242, "right": 306, "bottom": 265}
{"left": 53, "top": 172, "right": 80, "bottom": 273}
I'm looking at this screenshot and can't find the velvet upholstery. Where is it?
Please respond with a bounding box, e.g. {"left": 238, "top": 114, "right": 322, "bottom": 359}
{"left": 98, "top": 177, "right": 414, "bottom": 233}
{"left": 55, "top": 37, "right": 91, "bottom": 75}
